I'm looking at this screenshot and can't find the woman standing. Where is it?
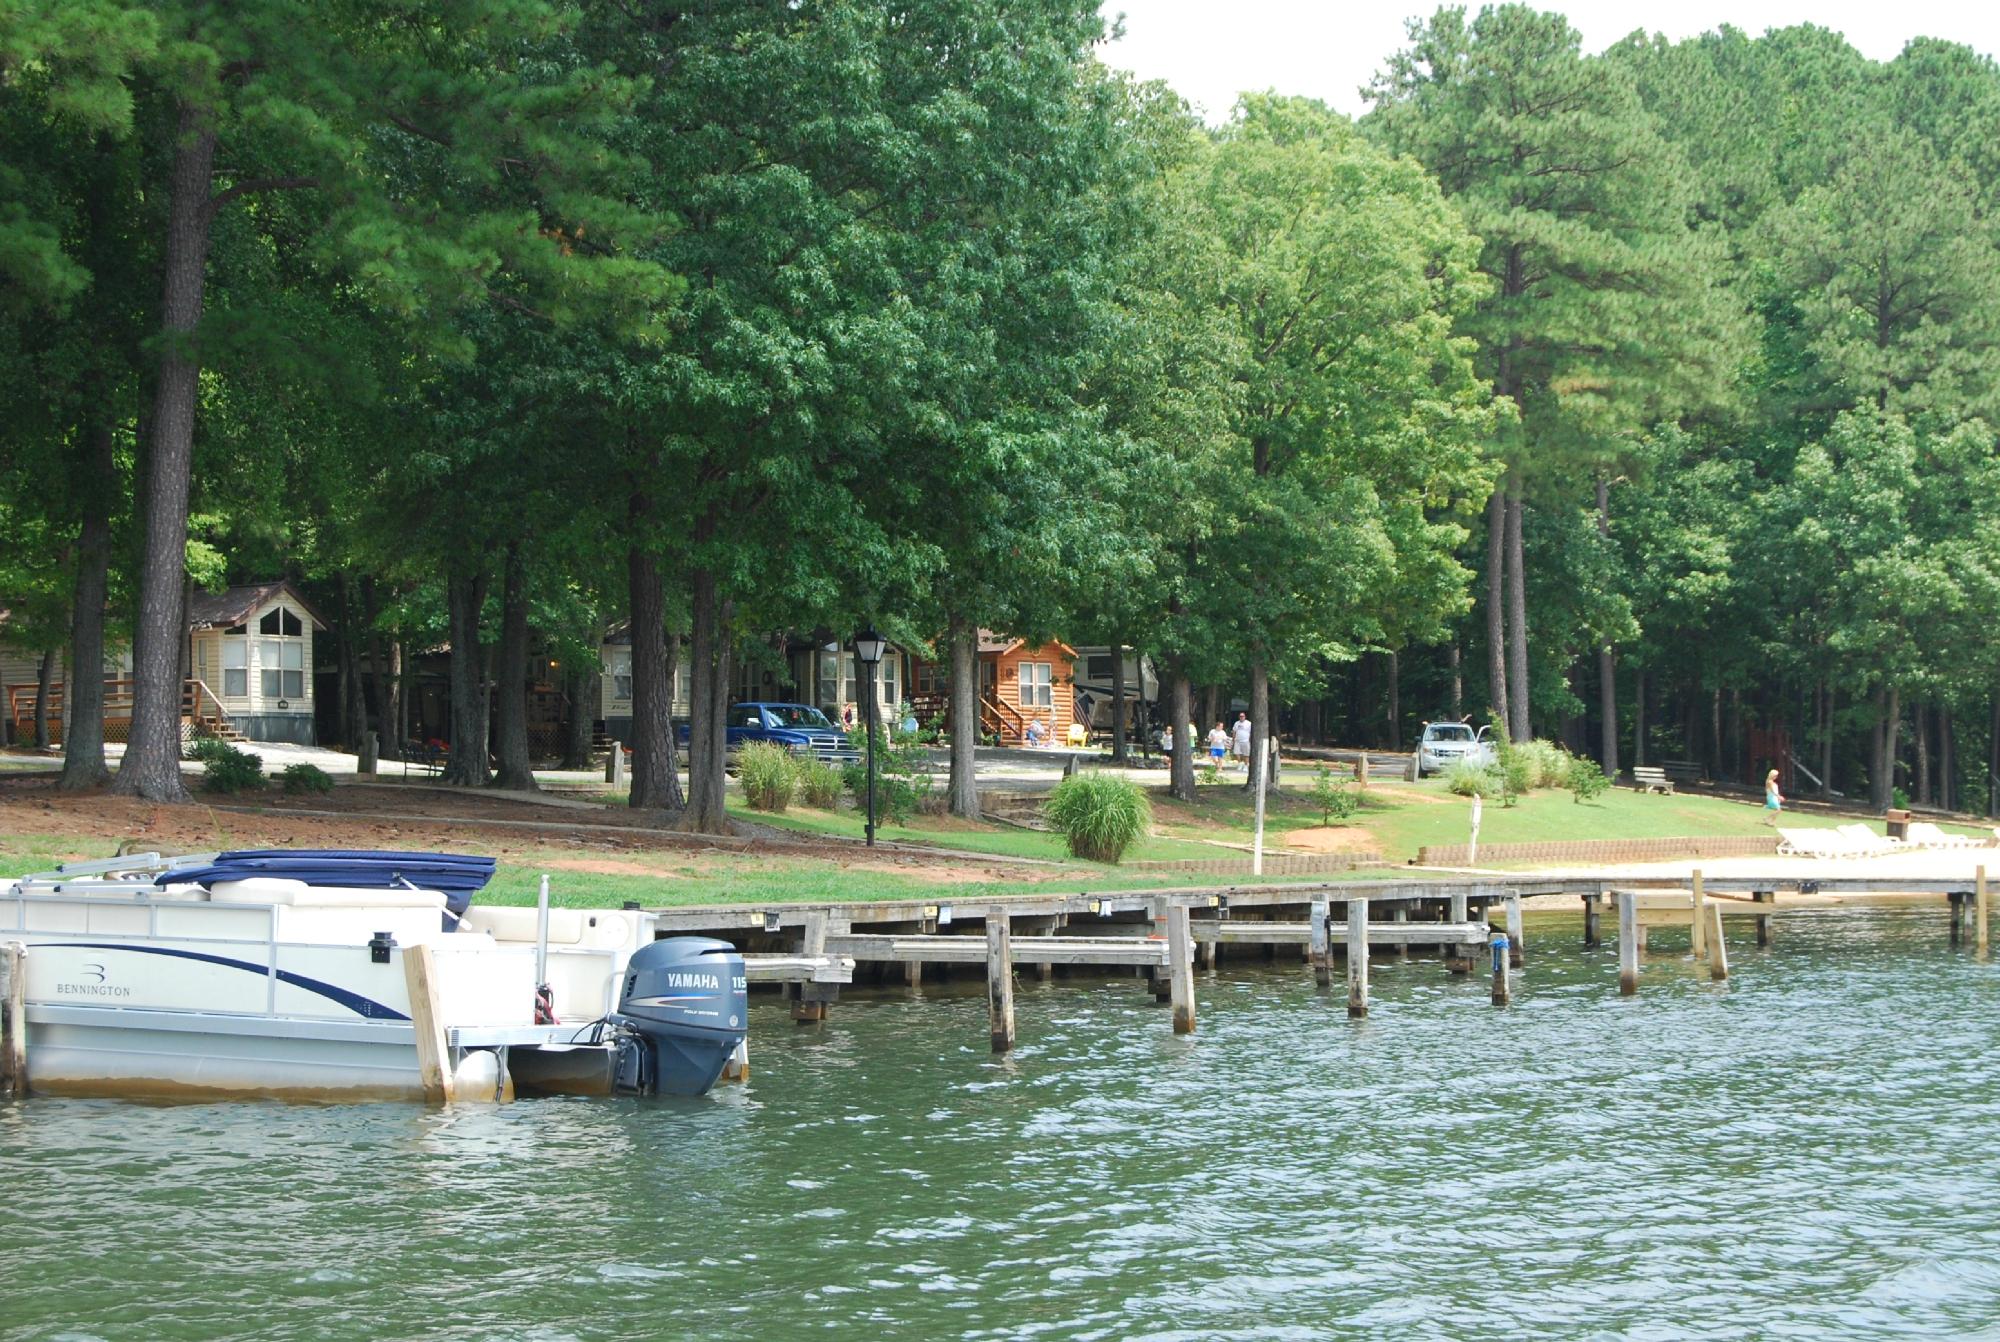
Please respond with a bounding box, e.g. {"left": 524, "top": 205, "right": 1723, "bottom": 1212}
{"left": 1764, "top": 769, "right": 1783, "bottom": 824}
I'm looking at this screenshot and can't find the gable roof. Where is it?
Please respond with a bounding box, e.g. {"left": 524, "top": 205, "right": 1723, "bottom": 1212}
{"left": 977, "top": 629, "right": 1077, "bottom": 660}
{"left": 187, "top": 581, "right": 328, "bottom": 632}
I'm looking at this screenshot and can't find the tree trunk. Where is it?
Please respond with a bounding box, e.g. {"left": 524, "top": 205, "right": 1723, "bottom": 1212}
{"left": 685, "top": 566, "right": 731, "bottom": 833}
{"left": 1914, "top": 701, "right": 1931, "bottom": 807}
{"left": 1486, "top": 486, "right": 1508, "bottom": 735}
{"left": 628, "top": 548, "right": 684, "bottom": 812}
{"left": 1201, "top": 684, "right": 1219, "bottom": 736}
{"left": 1109, "top": 643, "right": 1128, "bottom": 764}
{"left": 361, "top": 576, "right": 391, "bottom": 747}
{"left": 947, "top": 614, "right": 980, "bottom": 819}
{"left": 1169, "top": 664, "right": 1195, "bottom": 802}
{"left": 396, "top": 639, "right": 415, "bottom": 746}
{"left": 1595, "top": 478, "right": 1619, "bottom": 779}
{"left": 442, "top": 566, "right": 491, "bottom": 786}
{"left": 337, "top": 575, "right": 367, "bottom": 753}
{"left": 1940, "top": 709, "right": 1955, "bottom": 812}
{"left": 1504, "top": 488, "right": 1531, "bottom": 740}
{"left": 32, "top": 649, "right": 55, "bottom": 750}
{"left": 1386, "top": 649, "right": 1400, "bottom": 750}
{"left": 1449, "top": 642, "right": 1463, "bottom": 720}
{"left": 1989, "top": 693, "right": 1998, "bottom": 817}
{"left": 561, "top": 652, "right": 595, "bottom": 772}
{"left": 1882, "top": 685, "right": 1901, "bottom": 809}
{"left": 1820, "top": 681, "right": 1834, "bottom": 801}
{"left": 1634, "top": 667, "right": 1647, "bottom": 767}
{"left": 61, "top": 421, "right": 116, "bottom": 785}
{"left": 490, "top": 542, "right": 536, "bottom": 792}
{"left": 113, "top": 103, "right": 217, "bottom": 803}
{"left": 1245, "top": 658, "right": 1270, "bottom": 795}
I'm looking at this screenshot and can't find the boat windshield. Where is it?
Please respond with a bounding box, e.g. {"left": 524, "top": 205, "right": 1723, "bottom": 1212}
{"left": 768, "top": 705, "right": 835, "bottom": 730}
{"left": 1426, "top": 724, "right": 1473, "bottom": 742}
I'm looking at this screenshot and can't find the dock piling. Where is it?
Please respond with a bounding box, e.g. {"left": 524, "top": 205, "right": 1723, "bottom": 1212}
{"left": 1166, "top": 904, "right": 1196, "bottom": 1034}
{"left": 1345, "top": 899, "right": 1369, "bottom": 1018}
{"left": 403, "top": 943, "right": 456, "bottom": 1105}
{"left": 1754, "top": 891, "right": 1773, "bottom": 947}
{"left": 1618, "top": 892, "right": 1639, "bottom": 995}
{"left": 793, "top": 912, "right": 833, "bottom": 1024}
{"left": 1582, "top": 893, "right": 1601, "bottom": 949}
{"left": 1309, "top": 899, "right": 1331, "bottom": 987}
{"left": 1978, "top": 867, "right": 1991, "bottom": 960}
{"left": 1, "top": 941, "right": 25, "bottom": 1099}
{"left": 986, "top": 912, "right": 1015, "bottom": 1053}
{"left": 1491, "top": 934, "right": 1511, "bottom": 1006}
{"left": 1690, "top": 869, "right": 1708, "bottom": 961}
{"left": 1708, "top": 902, "right": 1729, "bottom": 980}
{"left": 1950, "top": 892, "right": 1965, "bottom": 946}
{"left": 1504, "top": 893, "right": 1525, "bottom": 968}
{"left": 1446, "top": 890, "right": 1471, "bottom": 974}
{"left": 1392, "top": 905, "right": 1410, "bottom": 960}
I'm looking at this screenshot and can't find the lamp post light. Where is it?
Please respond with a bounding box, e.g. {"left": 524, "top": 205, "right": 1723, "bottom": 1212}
{"left": 855, "top": 627, "right": 887, "bottom": 846}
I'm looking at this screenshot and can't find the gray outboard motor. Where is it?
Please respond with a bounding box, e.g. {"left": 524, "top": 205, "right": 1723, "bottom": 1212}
{"left": 611, "top": 937, "right": 747, "bottom": 1097}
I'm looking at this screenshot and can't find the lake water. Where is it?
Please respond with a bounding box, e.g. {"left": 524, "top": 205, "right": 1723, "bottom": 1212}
{"left": 5, "top": 905, "right": 1998, "bottom": 1340}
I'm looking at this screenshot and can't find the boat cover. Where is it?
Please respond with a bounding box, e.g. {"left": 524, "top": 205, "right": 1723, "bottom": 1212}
{"left": 157, "top": 850, "right": 497, "bottom": 917}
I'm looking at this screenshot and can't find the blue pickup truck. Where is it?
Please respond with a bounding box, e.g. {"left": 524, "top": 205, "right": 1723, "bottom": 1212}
{"left": 676, "top": 702, "right": 860, "bottom": 764}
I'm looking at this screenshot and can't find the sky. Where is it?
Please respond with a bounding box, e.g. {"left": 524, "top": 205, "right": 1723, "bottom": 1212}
{"left": 1097, "top": 0, "right": 2000, "bottom": 121}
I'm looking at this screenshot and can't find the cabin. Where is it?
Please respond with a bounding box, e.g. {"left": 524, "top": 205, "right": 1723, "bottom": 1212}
{"left": 186, "top": 582, "right": 328, "bottom": 744}
{"left": 907, "top": 632, "right": 1077, "bottom": 746}
{"left": 596, "top": 628, "right": 913, "bottom": 744}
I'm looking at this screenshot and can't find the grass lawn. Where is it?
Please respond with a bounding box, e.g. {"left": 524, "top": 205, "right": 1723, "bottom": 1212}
{"left": 737, "top": 804, "right": 1222, "bottom": 864}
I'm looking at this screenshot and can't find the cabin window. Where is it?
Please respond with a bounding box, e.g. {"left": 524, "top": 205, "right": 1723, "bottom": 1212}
{"left": 1086, "top": 655, "right": 1114, "bottom": 681}
{"left": 258, "top": 607, "right": 303, "bottom": 637}
{"left": 261, "top": 640, "right": 304, "bottom": 700}
{"left": 1018, "top": 661, "right": 1053, "bottom": 708}
{"left": 607, "top": 649, "right": 633, "bottom": 703}
{"left": 914, "top": 662, "right": 946, "bottom": 696}
{"left": 675, "top": 659, "right": 691, "bottom": 708}
{"left": 222, "top": 638, "right": 247, "bottom": 698}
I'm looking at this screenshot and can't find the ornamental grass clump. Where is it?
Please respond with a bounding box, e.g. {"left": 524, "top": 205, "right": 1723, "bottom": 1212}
{"left": 1043, "top": 773, "right": 1152, "bottom": 864}
{"left": 796, "top": 756, "right": 842, "bottom": 809}
{"left": 737, "top": 742, "right": 797, "bottom": 812}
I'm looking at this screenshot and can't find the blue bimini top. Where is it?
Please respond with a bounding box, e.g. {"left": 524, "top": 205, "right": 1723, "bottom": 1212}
{"left": 158, "top": 849, "right": 497, "bottom": 918}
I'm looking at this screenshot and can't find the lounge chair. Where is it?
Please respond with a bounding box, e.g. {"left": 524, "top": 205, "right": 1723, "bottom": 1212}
{"left": 1836, "top": 823, "right": 1900, "bottom": 856}
{"left": 1908, "top": 821, "right": 1981, "bottom": 850}
{"left": 1778, "top": 827, "right": 1849, "bottom": 858}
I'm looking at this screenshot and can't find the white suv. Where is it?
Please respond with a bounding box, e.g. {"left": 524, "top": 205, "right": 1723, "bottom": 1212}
{"left": 1417, "top": 721, "right": 1496, "bottom": 777}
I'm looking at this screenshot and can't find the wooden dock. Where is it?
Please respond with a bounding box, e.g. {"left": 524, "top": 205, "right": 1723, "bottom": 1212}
{"left": 651, "top": 864, "right": 1996, "bottom": 1057}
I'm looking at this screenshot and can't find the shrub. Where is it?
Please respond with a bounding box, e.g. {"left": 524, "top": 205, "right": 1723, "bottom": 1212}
{"left": 185, "top": 734, "right": 238, "bottom": 764}
{"left": 200, "top": 745, "right": 264, "bottom": 795}
{"left": 1309, "top": 765, "right": 1358, "bottom": 824}
{"left": 737, "top": 742, "right": 798, "bottom": 812}
{"left": 1516, "top": 739, "right": 1570, "bottom": 790}
{"left": 1441, "top": 758, "right": 1500, "bottom": 797}
{"left": 796, "top": 756, "right": 843, "bottom": 809}
{"left": 841, "top": 725, "right": 936, "bottom": 824}
{"left": 1564, "top": 755, "right": 1609, "bottom": 803}
{"left": 1043, "top": 774, "right": 1152, "bottom": 863}
{"left": 279, "top": 762, "right": 334, "bottom": 795}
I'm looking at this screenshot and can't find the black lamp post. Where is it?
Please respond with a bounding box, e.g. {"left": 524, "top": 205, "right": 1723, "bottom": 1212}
{"left": 855, "top": 627, "right": 887, "bottom": 846}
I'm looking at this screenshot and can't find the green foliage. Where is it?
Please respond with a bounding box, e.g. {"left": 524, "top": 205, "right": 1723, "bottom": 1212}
{"left": 1043, "top": 774, "right": 1154, "bottom": 864}
{"left": 1441, "top": 759, "right": 1501, "bottom": 798}
{"left": 1513, "top": 740, "right": 1572, "bottom": 791}
{"left": 841, "top": 727, "right": 936, "bottom": 826}
{"left": 1309, "top": 765, "right": 1359, "bottom": 825}
{"left": 795, "top": 757, "right": 843, "bottom": 810}
{"left": 737, "top": 743, "right": 797, "bottom": 814}
{"left": 279, "top": 762, "right": 334, "bottom": 795}
{"left": 199, "top": 746, "right": 264, "bottom": 795}
{"left": 185, "top": 735, "right": 238, "bottom": 764}
{"left": 1565, "top": 756, "right": 1610, "bottom": 804}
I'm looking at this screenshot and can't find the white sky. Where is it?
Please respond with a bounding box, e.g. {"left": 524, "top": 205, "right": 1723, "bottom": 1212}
{"left": 1098, "top": 1, "right": 2000, "bottom": 121}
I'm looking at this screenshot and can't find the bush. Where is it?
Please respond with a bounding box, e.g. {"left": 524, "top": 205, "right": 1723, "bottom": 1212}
{"left": 1515, "top": 739, "right": 1570, "bottom": 790}
{"left": 795, "top": 756, "right": 843, "bottom": 809}
{"left": 279, "top": 762, "right": 334, "bottom": 795}
{"left": 185, "top": 734, "right": 238, "bottom": 764}
{"left": 841, "top": 725, "right": 936, "bottom": 824}
{"left": 1043, "top": 774, "right": 1152, "bottom": 864}
{"left": 1309, "top": 765, "right": 1358, "bottom": 824}
{"left": 200, "top": 745, "right": 264, "bottom": 795}
{"left": 1564, "top": 755, "right": 1609, "bottom": 803}
{"left": 1441, "top": 758, "right": 1500, "bottom": 797}
{"left": 737, "top": 742, "right": 798, "bottom": 812}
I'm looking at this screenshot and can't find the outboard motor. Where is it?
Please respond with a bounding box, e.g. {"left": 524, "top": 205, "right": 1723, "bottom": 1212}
{"left": 611, "top": 937, "right": 747, "bottom": 1097}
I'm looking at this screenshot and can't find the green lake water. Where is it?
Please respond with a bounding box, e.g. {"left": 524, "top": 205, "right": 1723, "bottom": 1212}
{"left": 4, "top": 904, "right": 1998, "bottom": 1340}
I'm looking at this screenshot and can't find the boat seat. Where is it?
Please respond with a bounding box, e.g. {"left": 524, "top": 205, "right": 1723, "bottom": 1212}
{"left": 190, "top": 877, "right": 448, "bottom": 910}
{"left": 459, "top": 905, "right": 635, "bottom": 950}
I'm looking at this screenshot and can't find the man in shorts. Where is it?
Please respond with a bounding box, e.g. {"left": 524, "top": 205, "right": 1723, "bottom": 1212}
{"left": 1231, "top": 712, "right": 1252, "bottom": 769}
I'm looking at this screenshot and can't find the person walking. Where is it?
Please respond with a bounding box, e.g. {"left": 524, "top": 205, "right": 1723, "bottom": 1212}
{"left": 1207, "top": 722, "right": 1228, "bottom": 767}
{"left": 1764, "top": 768, "right": 1783, "bottom": 824}
{"left": 1231, "top": 712, "right": 1252, "bottom": 770}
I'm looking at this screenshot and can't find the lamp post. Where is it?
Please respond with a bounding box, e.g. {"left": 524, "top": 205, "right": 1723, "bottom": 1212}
{"left": 855, "top": 627, "right": 887, "bottom": 846}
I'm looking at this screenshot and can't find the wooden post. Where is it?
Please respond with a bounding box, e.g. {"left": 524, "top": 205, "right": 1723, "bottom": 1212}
{"left": 1166, "top": 904, "right": 1196, "bottom": 1034}
{"left": 905, "top": 960, "right": 921, "bottom": 990}
{"left": 1708, "top": 901, "right": 1729, "bottom": 981}
{"left": 359, "top": 728, "right": 379, "bottom": 777}
{"left": 606, "top": 738, "right": 626, "bottom": 788}
{"left": 1447, "top": 889, "right": 1470, "bottom": 974}
{"left": 1504, "top": 892, "right": 1525, "bottom": 968}
{"left": 1392, "top": 905, "right": 1410, "bottom": 960}
{"left": 1949, "top": 892, "right": 1964, "bottom": 946}
{"left": 1199, "top": 938, "right": 1217, "bottom": 971}
{"left": 1583, "top": 893, "right": 1601, "bottom": 948}
{"left": 1690, "top": 869, "right": 1708, "bottom": 961}
{"left": 1309, "top": 898, "right": 1331, "bottom": 987}
{"left": 793, "top": 911, "right": 831, "bottom": 1023}
{"left": 1, "top": 942, "right": 25, "bottom": 1100}
{"left": 1357, "top": 751, "right": 1369, "bottom": 791}
{"left": 1978, "top": 866, "right": 1991, "bottom": 960}
{"left": 1490, "top": 934, "right": 1511, "bottom": 1006}
{"left": 1345, "top": 898, "right": 1369, "bottom": 1018}
{"left": 986, "top": 912, "right": 1015, "bottom": 1053}
{"left": 402, "top": 943, "right": 455, "bottom": 1105}
{"left": 1753, "top": 891, "right": 1773, "bottom": 947}
{"left": 1618, "top": 892, "right": 1639, "bottom": 996}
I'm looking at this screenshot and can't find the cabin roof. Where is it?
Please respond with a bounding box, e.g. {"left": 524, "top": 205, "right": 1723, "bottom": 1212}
{"left": 187, "top": 582, "right": 328, "bottom": 632}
